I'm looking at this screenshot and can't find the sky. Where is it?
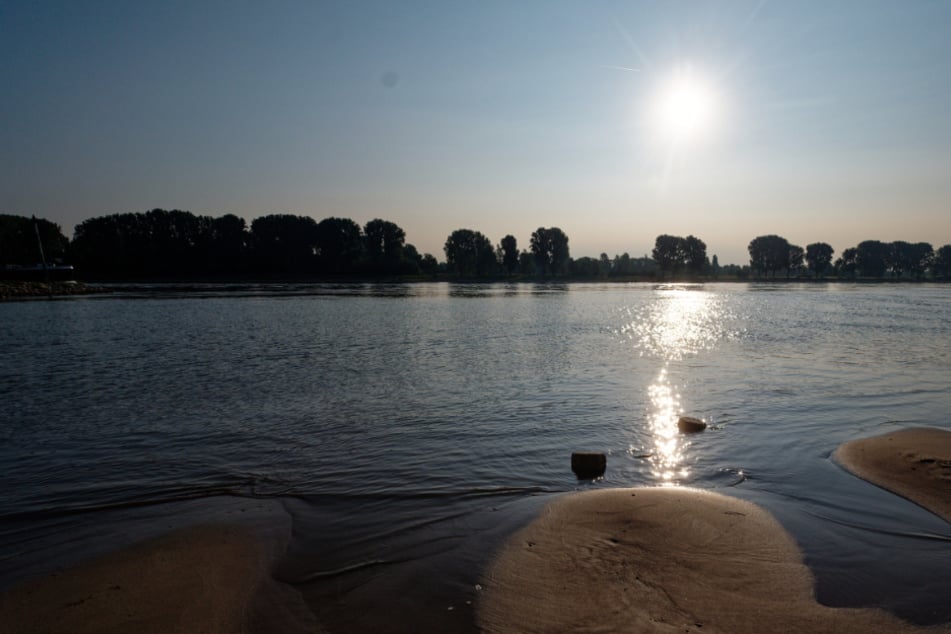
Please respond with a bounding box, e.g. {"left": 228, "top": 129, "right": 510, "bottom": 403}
{"left": 2, "top": 0, "right": 950, "bottom": 265}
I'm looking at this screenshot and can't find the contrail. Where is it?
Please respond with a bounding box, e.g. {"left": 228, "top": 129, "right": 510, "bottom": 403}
{"left": 742, "top": 0, "right": 769, "bottom": 31}
{"left": 612, "top": 15, "right": 652, "bottom": 72}
{"left": 601, "top": 65, "right": 641, "bottom": 72}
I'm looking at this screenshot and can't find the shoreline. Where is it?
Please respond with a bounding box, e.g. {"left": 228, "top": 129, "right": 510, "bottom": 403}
{"left": 835, "top": 427, "right": 951, "bottom": 524}
{"left": 3, "top": 277, "right": 949, "bottom": 302}
{"left": 478, "top": 486, "right": 949, "bottom": 633}
{"left": 0, "top": 280, "right": 106, "bottom": 300}
{"left": 3, "top": 429, "right": 950, "bottom": 633}
{"left": 0, "top": 524, "right": 318, "bottom": 634}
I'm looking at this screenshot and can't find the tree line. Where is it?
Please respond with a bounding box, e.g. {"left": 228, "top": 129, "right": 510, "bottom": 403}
{"left": 65, "top": 210, "right": 436, "bottom": 277}
{"left": 2, "top": 211, "right": 950, "bottom": 281}
{"left": 746, "top": 234, "right": 951, "bottom": 280}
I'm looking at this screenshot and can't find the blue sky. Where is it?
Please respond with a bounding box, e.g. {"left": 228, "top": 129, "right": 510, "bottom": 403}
{"left": 3, "top": 0, "right": 950, "bottom": 264}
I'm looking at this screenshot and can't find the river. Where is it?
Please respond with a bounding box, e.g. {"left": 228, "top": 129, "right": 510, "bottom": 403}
{"left": 1, "top": 282, "right": 950, "bottom": 630}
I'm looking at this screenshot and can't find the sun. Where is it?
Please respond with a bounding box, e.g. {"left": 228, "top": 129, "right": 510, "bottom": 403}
{"left": 648, "top": 66, "right": 721, "bottom": 146}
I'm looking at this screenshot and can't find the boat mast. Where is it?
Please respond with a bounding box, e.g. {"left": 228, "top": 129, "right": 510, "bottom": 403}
{"left": 32, "top": 215, "right": 52, "bottom": 296}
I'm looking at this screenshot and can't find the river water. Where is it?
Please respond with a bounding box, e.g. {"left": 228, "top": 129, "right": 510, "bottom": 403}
{"left": 1, "top": 282, "right": 950, "bottom": 630}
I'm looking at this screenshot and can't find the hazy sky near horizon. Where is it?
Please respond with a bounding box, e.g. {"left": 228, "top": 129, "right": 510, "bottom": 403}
{"left": 3, "top": 0, "right": 950, "bottom": 264}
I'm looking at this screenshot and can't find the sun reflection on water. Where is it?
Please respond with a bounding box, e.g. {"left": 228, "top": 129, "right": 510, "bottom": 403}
{"left": 622, "top": 287, "right": 727, "bottom": 486}
{"left": 620, "top": 287, "right": 733, "bottom": 361}
{"left": 646, "top": 367, "right": 689, "bottom": 485}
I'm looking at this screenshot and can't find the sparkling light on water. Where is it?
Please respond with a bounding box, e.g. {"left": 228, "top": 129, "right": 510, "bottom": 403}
{"left": 647, "top": 367, "right": 687, "bottom": 484}
{"left": 621, "top": 287, "right": 727, "bottom": 361}
{"left": 623, "top": 287, "right": 725, "bottom": 485}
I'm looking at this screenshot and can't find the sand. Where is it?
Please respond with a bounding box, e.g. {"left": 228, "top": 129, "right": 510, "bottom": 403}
{"left": 477, "top": 487, "right": 947, "bottom": 634}
{"left": 4, "top": 428, "right": 951, "bottom": 633}
{"left": 835, "top": 427, "right": 951, "bottom": 524}
{"left": 0, "top": 524, "right": 319, "bottom": 634}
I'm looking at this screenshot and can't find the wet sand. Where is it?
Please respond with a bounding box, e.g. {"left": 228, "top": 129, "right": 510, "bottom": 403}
{"left": 0, "top": 524, "right": 318, "bottom": 634}
{"left": 4, "top": 429, "right": 951, "bottom": 633}
{"left": 477, "top": 487, "right": 948, "bottom": 634}
{"left": 835, "top": 427, "right": 951, "bottom": 524}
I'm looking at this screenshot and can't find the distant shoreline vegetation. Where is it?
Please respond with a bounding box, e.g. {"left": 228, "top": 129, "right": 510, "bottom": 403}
{"left": 1, "top": 211, "right": 950, "bottom": 283}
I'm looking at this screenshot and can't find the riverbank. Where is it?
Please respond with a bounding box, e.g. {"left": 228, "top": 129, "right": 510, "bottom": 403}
{"left": 835, "top": 427, "right": 951, "bottom": 524}
{"left": 3, "top": 278, "right": 948, "bottom": 302}
{"left": 4, "top": 450, "right": 950, "bottom": 634}
{"left": 0, "top": 280, "right": 105, "bottom": 300}
{"left": 0, "top": 524, "right": 318, "bottom": 634}
{"left": 478, "top": 428, "right": 951, "bottom": 633}
{"left": 478, "top": 486, "right": 947, "bottom": 633}
{"left": 2, "top": 490, "right": 945, "bottom": 634}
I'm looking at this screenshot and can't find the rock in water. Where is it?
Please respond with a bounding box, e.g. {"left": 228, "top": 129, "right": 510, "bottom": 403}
{"left": 571, "top": 452, "right": 607, "bottom": 479}
{"left": 678, "top": 416, "right": 707, "bottom": 433}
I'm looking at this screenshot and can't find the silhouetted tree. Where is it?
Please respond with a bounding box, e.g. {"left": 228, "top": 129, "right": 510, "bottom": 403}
{"left": 651, "top": 235, "right": 706, "bottom": 277}
{"left": 315, "top": 217, "right": 363, "bottom": 274}
{"left": 420, "top": 253, "right": 439, "bottom": 275}
{"left": 787, "top": 244, "right": 805, "bottom": 278}
{"left": 71, "top": 213, "right": 141, "bottom": 274}
{"left": 0, "top": 214, "right": 69, "bottom": 265}
{"left": 886, "top": 241, "right": 913, "bottom": 278}
{"left": 72, "top": 209, "right": 218, "bottom": 276}
{"left": 652, "top": 235, "right": 683, "bottom": 277}
{"left": 611, "top": 253, "right": 633, "bottom": 277}
{"left": 209, "top": 214, "right": 249, "bottom": 274}
{"left": 805, "top": 242, "right": 834, "bottom": 278}
{"left": 720, "top": 263, "right": 750, "bottom": 279}
{"left": 444, "top": 229, "right": 496, "bottom": 277}
{"left": 500, "top": 235, "right": 519, "bottom": 275}
{"left": 887, "top": 241, "right": 933, "bottom": 279}
{"left": 682, "top": 235, "right": 707, "bottom": 275}
{"left": 251, "top": 214, "right": 318, "bottom": 274}
{"left": 907, "top": 242, "right": 934, "bottom": 280}
{"left": 637, "top": 255, "right": 657, "bottom": 275}
{"left": 855, "top": 240, "right": 889, "bottom": 278}
{"left": 598, "top": 253, "right": 611, "bottom": 277}
{"left": 400, "top": 243, "right": 423, "bottom": 275}
{"left": 570, "top": 256, "right": 600, "bottom": 277}
{"left": 530, "top": 227, "right": 570, "bottom": 276}
{"left": 364, "top": 218, "right": 406, "bottom": 274}
{"left": 748, "top": 235, "right": 790, "bottom": 278}
{"left": 934, "top": 245, "right": 951, "bottom": 279}
{"left": 518, "top": 250, "right": 535, "bottom": 276}
{"left": 835, "top": 247, "right": 858, "bottom": 278}
{"left": 144, "top": 209, "right": 212, "bottom": 274}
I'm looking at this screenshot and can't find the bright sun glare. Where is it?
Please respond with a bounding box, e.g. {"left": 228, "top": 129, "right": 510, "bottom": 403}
{"left": 649, "top": 66, "right": 721, "bottom": 146}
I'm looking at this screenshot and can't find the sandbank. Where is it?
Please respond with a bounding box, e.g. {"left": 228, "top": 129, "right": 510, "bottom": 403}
{"left": 0, "top": 524, "right": 318, "bottom": 634}
{"left": 478, "top": 487, "right": 945, "bottom": 633}
{"left": 835, "top": 427, "right": 951, "bottom": 524}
